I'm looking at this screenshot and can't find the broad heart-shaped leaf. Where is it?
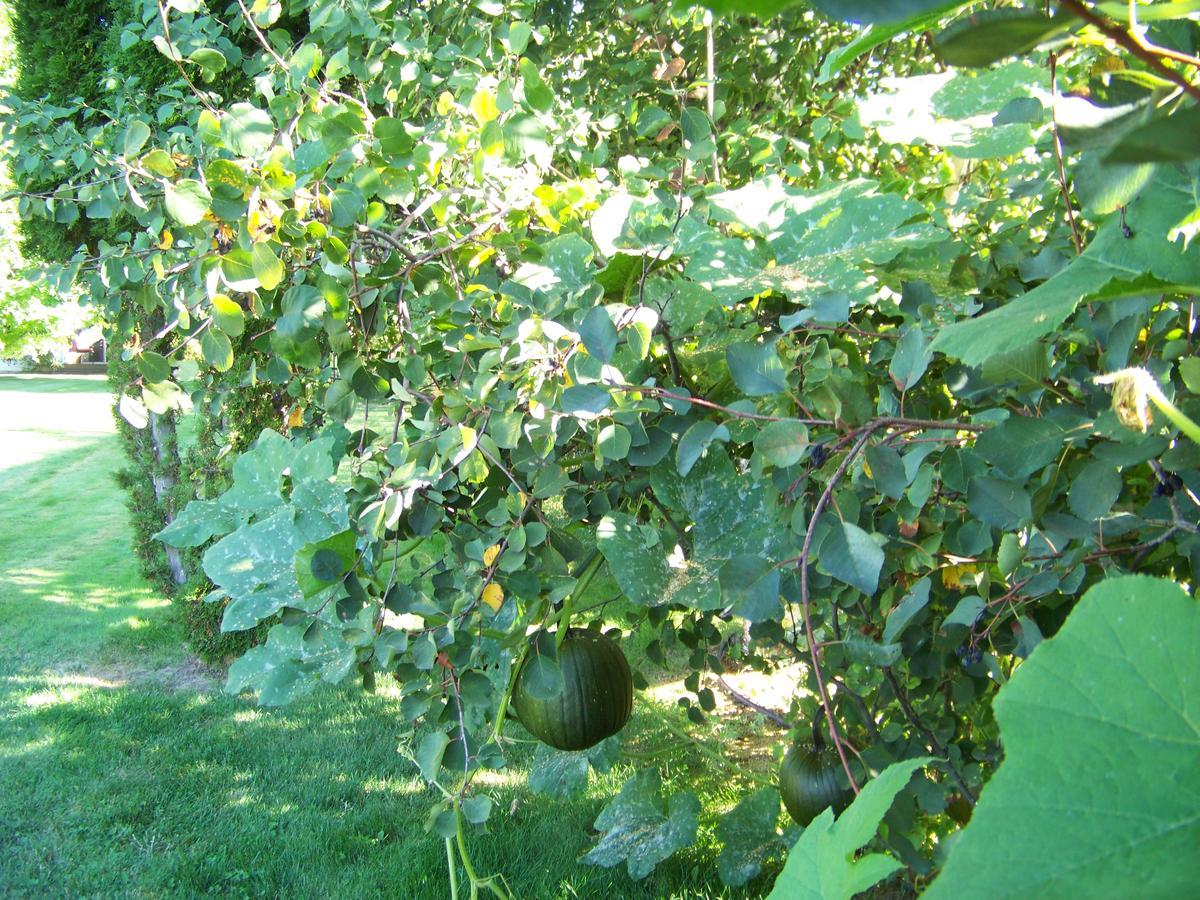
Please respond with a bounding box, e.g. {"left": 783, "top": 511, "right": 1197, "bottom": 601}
{"left": 581, "top": 768, "right": 700, "bottom": 880}
{"left": 528, "top": 743, "right": 591, "bottom": 799}
{"left": 818, "top": 520, "right": 885, "bottom": 596}
{"left": 717, "top": 788, "right": 788, "bottom": 887}
{"left": 164, "top": 178, "right": 211, "bottom": 226}
{"left": 704, "top": 177, "right": 942, "bottom": 305}
{"left": 767, "top": 757, "right": 935, "bottom": 899}
{"left": 927, "top": 576, "right": 1200, "bottom": 898}
{"left": 858, "top": 61, "right": 1046, "bottom": 160}
{"left": 596, "top": 512, "right": 671, "bottom": 607}
{"left": 204, "top": 508, "right": 307, "bottom": 631}
{"left": 528, "top": 736, "right": 620, "bottom": 799}
{"left": 156, "top": 498, "right": 240, "bottom": 548}
{"left": 933, "top": 167, "right": 1200, "bottom": 365}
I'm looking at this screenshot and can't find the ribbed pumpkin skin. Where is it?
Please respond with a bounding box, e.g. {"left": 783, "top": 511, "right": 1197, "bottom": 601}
{"left": 512, "top": 629, "right": 633, "bottom": 751}
{"left": 779, "top": 745, "right": 852, "bottom": 826}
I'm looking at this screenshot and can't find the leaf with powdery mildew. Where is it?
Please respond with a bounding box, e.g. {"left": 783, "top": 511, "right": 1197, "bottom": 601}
{"left": 581, "top": 769, "right": 700, "bottom": 880}
{"left": 927, "top": 575, "right": 1200, "bottom": 899}
{"left": 717, "top": 788, "right": 789, "bottom": 887}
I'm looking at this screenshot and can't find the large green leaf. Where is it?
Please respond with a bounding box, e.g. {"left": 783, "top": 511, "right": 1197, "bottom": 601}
{"left": 716, "top": 788, "right": 789, "bottom": 887}
{"left": 809, "top": 0, "right": 968, "bottom": 23}
{"left": 858, "top": 61, "right": 1046, "bottom": 159}
{"left": 705, "top": 177, "right": 942, "bottom": 304}
{"left": 927, "top": 576, "right": 1200, "bottom": 898}
{"left": 581, "top": 768, "right": 700, "bottom": 880}
{"left": 933, "top": 9, "right": 1072, "bottom": 68}
{"left": 596, "top": 512, "right": 672, "bottom": 607}
{"left": 164, "top": 178, "right": 212, "bottom": 226}
{"left": 767, "top": 757, "right": 934, "bottom": 899}
{"left": 933, "top": 168, "right": 1200, "bottom": 365}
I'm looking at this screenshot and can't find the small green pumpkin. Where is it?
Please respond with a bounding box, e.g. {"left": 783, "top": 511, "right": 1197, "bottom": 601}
{"left": 512, "top": 628, "right": 633, "bottom": 751}
{"left": 779, "top": 743, "right": 853, "bottom": 827}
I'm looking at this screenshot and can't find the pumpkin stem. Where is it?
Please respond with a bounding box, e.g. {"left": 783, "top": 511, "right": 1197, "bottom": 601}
{"left": 810, "top": 709, "right": 826, "bottom": 751}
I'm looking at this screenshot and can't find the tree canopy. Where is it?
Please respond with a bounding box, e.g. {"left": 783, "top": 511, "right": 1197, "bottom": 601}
{"left": 6, "top": 0, "right": 1200, "bottom": 894}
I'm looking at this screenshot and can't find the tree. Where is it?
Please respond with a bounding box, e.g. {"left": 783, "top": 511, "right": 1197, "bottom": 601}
{"left": 7, "top": 0, "right": 1200, "bottom": 894}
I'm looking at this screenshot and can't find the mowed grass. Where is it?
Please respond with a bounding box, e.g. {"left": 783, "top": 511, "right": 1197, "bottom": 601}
{"left": 0, "top": 376, "right": 776, "bottom": 899}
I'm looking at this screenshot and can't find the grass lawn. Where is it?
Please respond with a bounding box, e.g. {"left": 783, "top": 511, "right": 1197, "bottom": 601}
{"left": 0, "top": 375, "right": 782, "bottom": 899}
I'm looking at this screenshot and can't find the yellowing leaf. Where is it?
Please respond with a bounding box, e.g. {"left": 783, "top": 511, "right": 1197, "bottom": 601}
{"left": 469, "top": 87, "right": 499, "bottom": 124}
{"left": 942, "top": 563, "right": 979, "bottom": 591}
{"left": 286, "top": 406, "right": 304, "bottom": 429}
{"left": 436, "top": 90, "right": 455, "bottom": 116}
{"left": 481, "top": 583, "right": 504, "bottom": 612}
{"left": 483, "top": 544, "right": 501, "bottom": 567}
{"left": 158, "top": 229, "right": 174, "bottom": 250}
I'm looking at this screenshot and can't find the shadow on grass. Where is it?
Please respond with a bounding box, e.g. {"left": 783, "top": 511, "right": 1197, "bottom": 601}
{"left": 0, "top": 680, "right": 762, "bottom": 899}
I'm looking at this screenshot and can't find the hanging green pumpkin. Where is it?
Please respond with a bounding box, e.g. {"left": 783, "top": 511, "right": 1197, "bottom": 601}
{"left": 512, "top": 628, "right": 633, "bottom": 751}
{"left": 779, "top": 718, "right": 853, "bottom": 826}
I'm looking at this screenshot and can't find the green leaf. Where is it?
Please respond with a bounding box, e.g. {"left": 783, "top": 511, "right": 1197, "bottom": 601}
{"left": 211, "top": 294, "right": 246, "bottom": 337}
{"left": 597, "top": 513, "right": 671, "bottom": 607}
{"left": 927, "top": 576, "right": 1200, "bottom": 899}
{"left": 417, "top": 731, "right": 450, "bottom": 782}
{"left": 1105, "top": 104, "right": 1200, "bottom": 164}
{"left": 505, "top": 21, "right": 532, "bottom": 55}
{"left": 462, "top": 796, "right": 493, "bottom": 825}
{"left": 579, "top": 305, "right": 617, "bottom": 362}
{"left": 252, "top": 242, "right": 285, "bottom": 292}
{"left": 676, "top": 420, "right": 730, "bottom": 476}
{"left": 767, "top": 757, "right": 935, "bottom": 899}
{"left": 124, "top": 120, "right": 151, "bottom": 157}
{"left": 199, "top": 327, "right": 234, "bottom": 371}
{"left": 157, "top": 499, "right": 238, "bottom": 548}
{"left": 138, "top": 350, "right": 171, "bottom": 383}
{"left": 882, "top": 577, "right": 931, "bottom": 643}
{"left": 224, "top": 102, "right": 274, "bottom": 157}
{"left": 373, "top": 117, "right": 414, "bottom": 155}
{"left": 727, "top": 339, "right": 787, "bottom": 396}
{"left": 819, "top": 521, "right": 885, "bottom": 596}
{"left": 889, "top": 326, "right": 932, "bottom": 391}
{"left": 864, "top": 444, "right": 908, "bottom": 500}
{"left": 842, "top": 634, "right": 902, "bottom": 667}
{"left": 809, "top": 0, "right": 968, "bottom": 24}
{"left": 754, "top": 420, "right": 809, "bottom": 468}
{"left": 189, "top": 47, "right": 227, "bottom": 80}
{"left": 164, "top": 178, "right": 211, "bottom": 226}
{"left": 561, "top": 384, "right": 610, "bottom": 418}
{"left": 295, "top": 529, "right": 356, "bottom": 598}
{"left": 972, "top": 414, "right": 1074, "bottom": 478}
{"left": 582, "top": 769, "right": 700, "bottom": 880}
{"left": 529, "top": 743, "right": 590, "bottom": 799}
{"left": 932, "top": 168, "right": 1200, "bottom": 365}
{"left": 141, "top": 149, "right": 177, "bottom": 177}
{"left": 716, "top": 788, "right": 787, "bottom": 887}
{"left": 933, "top": 9, "right": 1071, "bottom": 68}
{"left": 142, "top": 379, "right": 184, "bottom": 414}
{"left": 967, "top": 475, "right": 1031, "bottom": 530}
{"left": 1067, "top": 460, "right": 1122, "bottom": 520}
{"left": 520, "top": 649, "right": 563, "bottom": 701}
{"left": 597, "top": 423, "right": 631, "bottom": 460}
